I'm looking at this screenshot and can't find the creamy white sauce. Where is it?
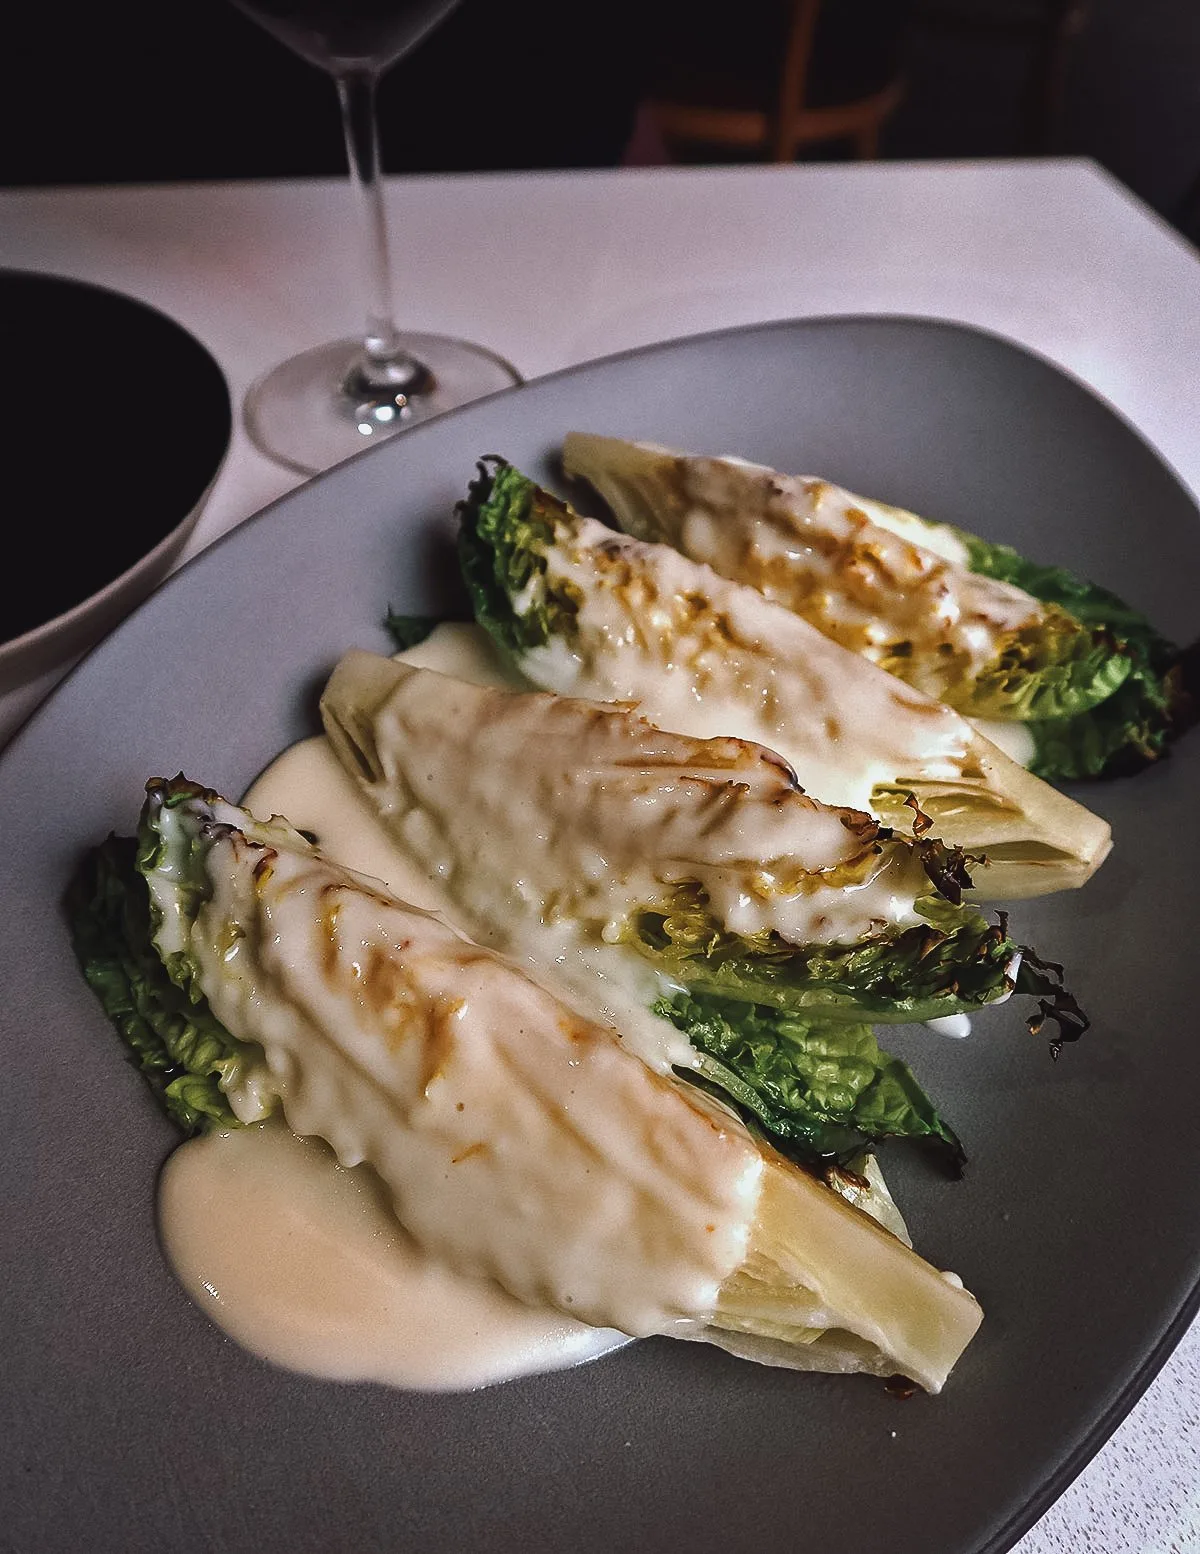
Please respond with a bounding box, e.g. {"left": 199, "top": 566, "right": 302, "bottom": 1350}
{"left": 320, "top": 651, "right": 944, "bottom": 960}
{"left": 189, "top": 826, "right": 764, "bottom": 1333}
{"left": 246, "top": 733, "right": 696, "bottom": 1077}
{"left": 157, "top": 738, "right": 768, "bottom": 1392}
{"left": 560, "top": 436, "right": 1037, "bottom": 706}
{"left": 923, "top": 1013, "right": 972, "bottom": 1040}
{"left": 521, "top": 515, "right": 973, "bottom": 816}
{"left": 850, "top": 497, "right": 971, "bottom": 568}
{"left": 611, "top": 444, "right": 971, "bottom": 569}
{"left": 969, "top": 716, "right": 1036, "bottom": 769}
{"left": 160, "top": 1120, "right": 630, "bottom": 1391}
{"left": 396, "top": 621, "right": 526, "bottom": 690}
{"left": 249, "top": 736, "right": 450, "bottom": 914}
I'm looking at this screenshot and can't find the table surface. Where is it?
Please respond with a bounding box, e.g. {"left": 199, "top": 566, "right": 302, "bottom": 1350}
{"left": 2, "top": 157, "right": 1198, "bottom": 1554}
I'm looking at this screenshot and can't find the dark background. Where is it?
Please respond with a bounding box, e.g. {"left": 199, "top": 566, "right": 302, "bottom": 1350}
{"left": 0, "top": 0, "right": 659, "bottom": 182}
{"left": 3, "top": 0, "right": 1199, "bottom": 246}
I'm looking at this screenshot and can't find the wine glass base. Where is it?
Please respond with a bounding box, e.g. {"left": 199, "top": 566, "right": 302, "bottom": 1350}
{"left": 243, "top": 333, "right": 522, "bottom": 476}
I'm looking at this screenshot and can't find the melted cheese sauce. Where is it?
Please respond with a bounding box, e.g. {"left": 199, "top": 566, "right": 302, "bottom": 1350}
{"left": 562, "top": 439, "right": 1039, "bottom": 707}
{"left": 521, "top": 515, "right": 973, "bottom": 815}
{"left": 196, "top": 825, "right": 760, "bottom": 1323}
{"left": 675, "top": 465, "right": 1038, "bottom": 686}
{"left": 157, "top": 696, "right": 762, "bottom": 1392}
{"left": 161, "top": 1120, "right": 630, "bottom": 1390}
{"left": 402, "top": 624, "right": 1044, "bottom": 799}
{"left": 396, "top": 621, "right": 523, "bottom": 689}
{"left": 969, "top": 716, "right": 1036, "bottom": 768}
{"left": 322, "top": 651, "right": 944, "bottom": 952}
{"left": 247, "top": 731, "right": 695, "bottom": 1077}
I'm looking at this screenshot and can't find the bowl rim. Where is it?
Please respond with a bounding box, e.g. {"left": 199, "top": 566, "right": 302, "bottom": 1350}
{"left": 0, "top": 466, "right": 224, "bottom": 684}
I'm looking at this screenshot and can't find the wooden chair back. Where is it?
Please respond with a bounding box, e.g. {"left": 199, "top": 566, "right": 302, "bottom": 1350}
{"left": 649, "top": 0, "right": 907, "bottom": 162}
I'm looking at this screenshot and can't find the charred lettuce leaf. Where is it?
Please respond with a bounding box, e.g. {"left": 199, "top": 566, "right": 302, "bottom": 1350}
{"left": 561, "top": 433, "right": 1134, "bottom": 725}
{"left": 961, "top": 607, "right": 1131, "bottom": 722}
{"left": 630, "top": 886, "right": 1087, "bottom": 1058}
{"left": 456, "top": 457, "right": 579, "bottom": 654}
{"left": 962, "top": 535, "right": 1199, "bottom": 780}
{"left": 625, "top": 884, "right": 1051, "bottom": 1029}
{"left": 559, "top": 432, "right": 1195, "bottom": 782}
{"left": 657, "top": 991, "right": 965, "bottom": 1174}
{"left": 322, "top": 649, "right": 1092, "bottom": 1036}
{"left": 65, "top": 832, "right": 250, "bottom": 1132}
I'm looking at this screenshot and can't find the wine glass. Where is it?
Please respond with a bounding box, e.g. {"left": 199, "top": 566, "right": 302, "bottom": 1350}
{"left": 229, "top": 0, "right": 521, "bottom": 475}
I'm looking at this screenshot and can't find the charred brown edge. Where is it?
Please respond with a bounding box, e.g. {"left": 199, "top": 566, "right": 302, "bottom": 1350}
{"left": 917, "top": 838, "right": 984, "bottom": 907}
{"left": 902, "top": 791, "right": 933, "bottom": 836}
{"left": 997, "top": 912, "right": 1090, "bottom": 1059}
{"left": 896, "top": 791, "right": 984, "bottom": 907}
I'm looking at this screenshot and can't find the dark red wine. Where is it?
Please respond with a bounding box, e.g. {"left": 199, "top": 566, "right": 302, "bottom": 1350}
{"left": 229, "top": 0, "right": 461, "bottom": 73}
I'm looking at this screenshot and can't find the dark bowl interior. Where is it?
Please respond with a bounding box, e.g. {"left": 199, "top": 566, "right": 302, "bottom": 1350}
{"left": 0, "top": 268, "right": 232, "bottom": 643}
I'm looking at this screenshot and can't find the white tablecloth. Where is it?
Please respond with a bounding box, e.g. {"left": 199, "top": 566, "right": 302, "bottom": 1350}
{"left": 2, "top": 157, "right": 1197, "bottom": 1553}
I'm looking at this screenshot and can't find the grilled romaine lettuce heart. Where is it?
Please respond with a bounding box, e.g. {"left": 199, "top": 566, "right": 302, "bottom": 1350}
{"left": 66, "top": 833, "right": 251, "bottom": 1133}
{"left": 455, "top": 457, "right": 1111, "bottom": 899}
{"left": 67, "top": 775, "right": 983, "bottom": 1393}
{"left": 561, "top": 432, "right": 1197, "bottom": 782}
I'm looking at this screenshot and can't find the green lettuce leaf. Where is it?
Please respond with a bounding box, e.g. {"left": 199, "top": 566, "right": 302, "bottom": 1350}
{"left": 627, "top": 883, "right": 1087, "bottom": 1057}
{"left": 625, "top": 885, "right": 1021, "bottom": 1026}
{"left": 656, "top": 991, "right": 965, "bottom": 1174}
{"left": 962, "top": 537, "right": 1171, "bottom": 648}
{"left": 559, "top": 432, "right": 1195, "bottom": 780}
{"left": 961, "top": 607, "right": 1131, "bottom": 722}
{"left": 963, "top": 533, "right": 1198, "bottom": 779}
{"left": 456, "top": 456, "right": 579, "bottom": 654}
{"left": 65, "top": 833, "right": 252, "bottom": 1132}
{"left": 383, "top": 610, "right": 442, "bottom": 651}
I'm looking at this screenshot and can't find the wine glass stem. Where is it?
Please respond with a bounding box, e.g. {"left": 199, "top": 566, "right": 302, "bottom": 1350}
{"left": 334, "top": 67, "right": 427, "bottom": 394}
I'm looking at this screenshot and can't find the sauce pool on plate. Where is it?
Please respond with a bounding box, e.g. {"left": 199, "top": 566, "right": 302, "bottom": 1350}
{"left": 160, "top": 1120, "right": 629, "bottom": 1391}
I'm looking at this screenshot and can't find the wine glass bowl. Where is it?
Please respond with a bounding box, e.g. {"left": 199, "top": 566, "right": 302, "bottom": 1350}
{"left": 228, "top": 0, "right": 461, "bottom": 73}
{"left": 229, "top": 0, "right": 521, "bottom": 474}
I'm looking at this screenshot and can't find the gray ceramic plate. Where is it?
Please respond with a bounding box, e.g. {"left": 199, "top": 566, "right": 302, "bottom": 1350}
{"left": 3, "top": 317, "right": 1198, "bottom": 1554}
